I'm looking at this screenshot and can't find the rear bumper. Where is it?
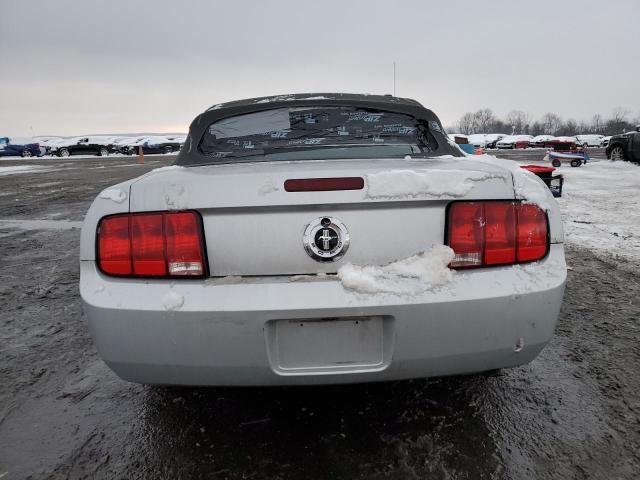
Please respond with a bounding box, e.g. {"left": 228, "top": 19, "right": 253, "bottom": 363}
{"left": 80, "top": 245, "right": 566, "bottom": 386}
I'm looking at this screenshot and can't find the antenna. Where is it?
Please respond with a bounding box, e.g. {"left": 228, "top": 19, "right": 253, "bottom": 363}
{"left": 393, "top": 61, "right": 396, "bottom": 96}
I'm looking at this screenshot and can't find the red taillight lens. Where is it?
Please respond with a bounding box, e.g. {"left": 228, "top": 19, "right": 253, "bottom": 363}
{"left": 484, "top": 202, "right": 516, "bottom": 265}
{"left": 164, "top": 212, "right": 204, "bottom": 276}
{"left": 447, "top": 202, "right": 484, "bottom": 267}
{"left": 447, "top": 201, "right": 548, "bottom": 269}
{"left": 516, "top": 204, "right": 548, "bottom": 262}
{"left": 98, "top": 216, "right": 132, "bottom": 276}
{"left": 97, "top": 211, "right": 205, "bottom": 278}
{"left": 131, "top": 214, "right": 166, "bottom": 276}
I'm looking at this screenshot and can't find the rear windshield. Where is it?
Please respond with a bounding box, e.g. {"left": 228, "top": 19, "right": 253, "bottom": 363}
{"left": 198, "top": 107, "right": 442, "bottom": 162}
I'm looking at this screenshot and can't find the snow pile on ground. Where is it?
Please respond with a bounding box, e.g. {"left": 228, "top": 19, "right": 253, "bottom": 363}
{"left": 0, "top": 165, "right": 51, "bottom": 176}
{"left": 474, "top": 154, "right": 553, "bottom": 210}
{"left": 556, "top": 160, "right": 640, "bottom": 265}
{"left": 0, "top": 219, "right": 82, "bottom": 230}
{"left": 365, "top": 169, "right": 502, "bottom": 199}
{"left": 98, "top": 188, "right": 127, "bottom": 203}
{"left": 338, "top": 244, "right": 455, "bottom": 295}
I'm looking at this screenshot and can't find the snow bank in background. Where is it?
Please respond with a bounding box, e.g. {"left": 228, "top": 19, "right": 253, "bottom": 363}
{"left": 98, "top": 188, "right": 127, "bottom": 203}
{"left": 474, "top": 154, "right": 552, "bottom": 210}
{"left": 0, "top": 165, "right": 51, "bottom": 176}
{"left": 365, "top": 169, "right": 502, "bottom": 199}
{"left": 338, "top": 244, "right": 455, "bottom": 295}
{"left": 556, "top": 160, "right": 640, "bottom": 265}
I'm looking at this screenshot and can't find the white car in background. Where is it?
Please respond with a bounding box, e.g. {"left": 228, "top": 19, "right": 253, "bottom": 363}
{"left": 554, "top": 136, "right": 579, "bottom": 144}
{"left": 36, "top": 137, "right": 64, "bottom": 155}
{"left": 467, "top": 134, "right": 488, "bottom": 147}
{"left": 600, "top": 136, "right": 612, "bottom": 148}
{"left": 484, "top": 133, "right": 507, "bottom": 149}
{"left": 496, "top": 135, "right": 534, "bottom": 149}
{"left": 112, "top": 136, "right": 146, "bottom": 154}
{"left": 575, "top": 135, "right": 604, "bottom": 148}
{"left": 80, "top": 93, "right": 566, "bottom": 386}
{"left": 467, "top": 134, "right": 508, "bottom": 148}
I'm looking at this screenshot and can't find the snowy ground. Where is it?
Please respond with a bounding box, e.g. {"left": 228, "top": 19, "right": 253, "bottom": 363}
{"left": 0, "top": 165, "right": 53, "bottom": 176}
{"left": 1, "top": 153, "right": 640, "bottom": 479}
{"left": 552, "top": 160, "right": 640, "bottom": 267}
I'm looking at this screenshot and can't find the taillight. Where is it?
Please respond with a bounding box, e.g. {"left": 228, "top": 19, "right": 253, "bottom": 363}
{"left": 97, "top": 211, "right": 206, "bottom": 278}
{"left": 447, "top": 201, "right": 548, "bottom": 269}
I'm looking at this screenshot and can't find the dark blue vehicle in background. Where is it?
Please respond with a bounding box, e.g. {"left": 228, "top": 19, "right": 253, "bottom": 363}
{"left": 0, "top": 136, "right": 42, "bottom": 157}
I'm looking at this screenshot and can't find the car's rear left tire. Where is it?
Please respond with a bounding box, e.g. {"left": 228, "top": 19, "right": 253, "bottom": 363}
{"left": 570, "top": 159, "right": 582, "bottom": 167}
{"left": 163, "top": 146, "right": 173, "bottom": 154}
{"left": 98, "top": 147, "right": 109, "bottom": 157}
{"left": 21, "top": 149, "right": 33, "bottom": 158}
{"left": 609, "top": 146, "right": 625, "bottom": 161}
{"left": 58, "top": 148, "right": 70, "bottom": 157}
{"left": 551, "top": 159, "right": 561, "bottom": 168}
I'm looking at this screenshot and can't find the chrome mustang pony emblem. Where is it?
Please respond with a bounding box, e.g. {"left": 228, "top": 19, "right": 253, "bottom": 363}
{"left": 303, "top": 217, "right": 350, "bottom": 262}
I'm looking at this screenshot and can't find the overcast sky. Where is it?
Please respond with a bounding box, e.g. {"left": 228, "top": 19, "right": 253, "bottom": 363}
{"left": 1, "top": 0, "right": 639, "bottom": 136}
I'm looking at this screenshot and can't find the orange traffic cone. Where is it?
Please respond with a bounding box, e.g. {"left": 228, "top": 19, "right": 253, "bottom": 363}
{"left": 138, "top": 145, "right": 144, "bottom": 164}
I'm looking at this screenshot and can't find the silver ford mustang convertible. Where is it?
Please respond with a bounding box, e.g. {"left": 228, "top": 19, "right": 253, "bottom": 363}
{"left": 80, "top": 93, "right": 566, "bottom": 386}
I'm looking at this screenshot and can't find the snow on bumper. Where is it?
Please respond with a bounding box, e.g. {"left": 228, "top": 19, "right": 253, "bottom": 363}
{"left": 80, "top": 245, "right": 566, "bottom": 386}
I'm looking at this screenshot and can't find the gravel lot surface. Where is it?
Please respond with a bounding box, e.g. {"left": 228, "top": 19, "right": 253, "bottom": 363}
{"left": 1, "top": 150, "right": 639, "bottom": 479}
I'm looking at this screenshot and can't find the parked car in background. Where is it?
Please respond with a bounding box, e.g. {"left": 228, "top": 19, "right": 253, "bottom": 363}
{"left": 50, "top": 136, "right": 115, "bottom": 157}
{"left": 575, "top": 135, "right": 604, "bottom": 148}
{"left": 606, "top": 128, "right": 640, "bottom": 162}
{"left": 38, "top": 137, "right": 65, "bottom": 155}
{"left": 529, "top": 135, "right": 556, "bottom": 148}
{"left": 80, "top": 92, "right": 566, "bottom": 386}
{"left": 467, "top": 134, "right": 488, "bottom": 147}
{"left": 165, "top": 135, "right": 187, "bottom": 144}
{"left": 496, "top": 135, "right": 533, "bottom": 149}
{"left": 600, "top": 136, "right": 612, "bottom": 148}
{"left": 0, "top": 136, "right": 41, "bottom": 157}
{"left": 552, "top": 136, "right": 579, "bottom": 144}
{"left": 130, "top": 136, "right": 182, "bottom": 154}
{"left": 484, "top": 133, "right": 507, "bottom": 149}
{"left": 111, "top": 137, "right": 145, "bottom": 154}
{"left": 34, "top": 136, "right": 63, "bottom": 155}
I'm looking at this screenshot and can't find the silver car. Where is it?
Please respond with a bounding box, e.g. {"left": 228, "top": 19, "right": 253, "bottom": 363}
{"left": 80, "top": 93, "right": 566, "bottom": 386}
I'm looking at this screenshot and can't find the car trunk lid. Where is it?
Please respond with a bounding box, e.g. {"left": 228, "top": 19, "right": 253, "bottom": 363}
{"left": 129, "top": 157, "right": 515, "bottom": 276}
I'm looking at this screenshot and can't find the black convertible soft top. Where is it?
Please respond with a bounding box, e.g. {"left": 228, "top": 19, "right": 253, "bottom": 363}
{"left": 176, "top": 93, "right": 458, "bottom": 165}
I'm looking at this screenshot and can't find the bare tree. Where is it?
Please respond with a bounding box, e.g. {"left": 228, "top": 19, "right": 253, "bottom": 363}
{"left": 591, "top": 114, "right": 603, "bottom": 133}
{"left": 506, "top": 110, "right": 532, "bottom": 134}
{"left": 611, "top": 107, "right": 630, "bottom": 124}
{"left": 557, "top": 119, "right": 578, "bottom": 136}
{"left": 457, "top": 112, "right": 475, "bottom": 134}
{"left": 473, "top": 109, "right": 496, "bottom": 134}
{"left": 607, "top": 107, "right": 631, "bottom": 134}
{"left": 539, "top": 113, "right": 563, "bottom": 135}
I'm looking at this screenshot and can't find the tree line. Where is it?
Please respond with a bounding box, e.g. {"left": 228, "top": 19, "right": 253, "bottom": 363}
{"left": 450, "top": 108, "right": 639, "bottom": 136}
